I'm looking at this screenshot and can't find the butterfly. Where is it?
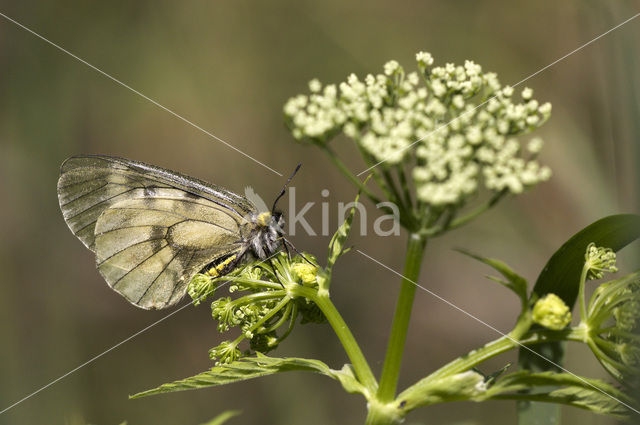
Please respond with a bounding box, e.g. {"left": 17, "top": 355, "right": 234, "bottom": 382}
{"left": 57, "top": 155, "right": 297, "bottom": 310}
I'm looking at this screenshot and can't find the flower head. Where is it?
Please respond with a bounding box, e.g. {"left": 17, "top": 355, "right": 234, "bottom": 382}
{"left": 188, "top": 273, "right": 216, "bottom": 306}
{"left": 209, "top": 341, "right": 242, "bottom": 365}
{"left": 284, "top": 52, "right": 551, "bottom": 234}
{"left": 291, "top": 262, "right": 319, "bottom": 286}
{"left": 190, "top": 252, "right": 325, "bottom": 365}
{"left": 532, "top": 293, "right": 572, "bottom": 330}
{"left": 585, "top": 243, "right": 618, "bottom": 280}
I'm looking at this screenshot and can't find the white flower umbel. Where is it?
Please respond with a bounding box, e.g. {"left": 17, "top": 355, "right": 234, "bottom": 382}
{"left": 284, "top": 52, "right": 552, "bottom": 233}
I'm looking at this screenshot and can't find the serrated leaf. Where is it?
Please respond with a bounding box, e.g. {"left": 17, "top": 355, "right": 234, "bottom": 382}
{"left": 130, "top": 354, "right": 334, "bottom": 398}
{"left": 199, "top": 410, "right": 242, "bottom": 425}
{"left": 456, "top": 248, "right": 528, "bottom": 304}
{"left": 487, "top": 371, "right": 634, "bottom": 417}
{"left": 547, "top": 387, "right": 628, "bottom": 415}
{"left": 519, "top": 214, "right": 640, "bottom": 424}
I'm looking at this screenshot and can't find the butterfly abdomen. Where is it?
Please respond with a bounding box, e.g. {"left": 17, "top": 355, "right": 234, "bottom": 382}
{"left": 206, "top": 253, "right": 241, "bottom": 277}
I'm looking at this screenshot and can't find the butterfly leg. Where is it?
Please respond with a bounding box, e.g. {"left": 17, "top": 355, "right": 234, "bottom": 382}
{"left": 268, "top": 257, "right": 286, "bottom": 289}
{"left": 283, "top": 238, "right": 315, "bottom": 266}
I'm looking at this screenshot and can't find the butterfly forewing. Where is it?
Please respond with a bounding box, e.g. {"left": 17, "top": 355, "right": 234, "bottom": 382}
{"left": 57, "top": 155, "right": 256, "bottom": 309}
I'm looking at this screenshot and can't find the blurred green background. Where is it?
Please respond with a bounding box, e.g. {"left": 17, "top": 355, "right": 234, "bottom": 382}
{"left": 1, "top": 1, "right": 638, "bottom": 424}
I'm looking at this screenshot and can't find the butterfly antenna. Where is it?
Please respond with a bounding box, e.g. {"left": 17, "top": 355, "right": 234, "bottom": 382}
{"left": 272, "top": 163, "right": 301, "bottom": 213}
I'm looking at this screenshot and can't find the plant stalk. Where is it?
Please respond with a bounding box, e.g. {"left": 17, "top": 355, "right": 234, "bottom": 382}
{"left": 303, "top": 289, "right": 378, "bottom": 392}
{"left": 425, "top": 327, "right": 587, "bottom": 381}
{"left": 320, "top": 145, "right": 382, "bottom": 204}
{"left": 377, "top": 233, "right": 427, "bottom": 402}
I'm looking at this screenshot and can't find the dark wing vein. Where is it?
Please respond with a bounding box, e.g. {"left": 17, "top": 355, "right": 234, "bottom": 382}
{"left": 64, "top": 187, "right": 138, "bottom": 222}
{"left": 111, "top": 243, "right": 169, "bottom": 289}
{"left": 95, "top": 224, "right": 169, "bottom": 235}
{"left": 137, "top": 248, "right": 183, "bottom": 304}
{"left": 169, "top": 250, "right": 197, "bottom": 301}
{"left": 59, "top": 182, "right": 110, "bottom": 207}
{"left": 108, "top": 206, "right": 192, "bottom": 222}
{"left": 97, "top": 237, "right": 167, "bottom": 267}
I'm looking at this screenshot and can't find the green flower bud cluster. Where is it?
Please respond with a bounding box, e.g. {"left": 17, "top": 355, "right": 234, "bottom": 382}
{"left": 188, "top": 253, "right": 326, "bottom": 365}
{"left": 187, "top": 273, "right": 217, "bottom": 306}
{"left": 585, "top": 271, "right": 640, "bottom": 385}
{"left": 532, "top": 293, "right": 572, "bottom": 330}
{"left": 584, "top": 243, "right": 619, "bottom": 280}
{"left": 284, "top": 51, "right": 551, "bottom": 208}
{"left": 209, "top": 341, "right": 242, "bottom": 365}
{"left": 211, "top": 296, "right": 280, "bottom": 336}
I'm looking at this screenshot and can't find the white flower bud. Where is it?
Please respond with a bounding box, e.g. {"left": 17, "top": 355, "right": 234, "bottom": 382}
{"left": 308, "top": 79, "right": 322, "bottom": 93}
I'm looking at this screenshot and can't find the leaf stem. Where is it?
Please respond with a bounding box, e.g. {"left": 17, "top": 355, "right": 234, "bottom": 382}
{"left": 425, "top": 327, "right": 588, "bottom": 381}
{"left": 427, "top": 189, "right": 507, "bottom": 236}
{"left": 320, "top": 145, "right": 382, "bottom": 204}
{"left": 578, "top": 264, "right": 589, "bottom": 322}
{"left": 377, "top": 233, "right": 427, "bottom": 402}
{"left": 291, "top": 285, "right": 378, "bottom": 393}
{"left": 236, "top": 296, "right": 292, "bottom": 343}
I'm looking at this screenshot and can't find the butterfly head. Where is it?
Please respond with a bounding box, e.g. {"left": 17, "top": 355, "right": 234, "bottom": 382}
{"left": 249, "top": 211, "right": 285, "bottom": 259}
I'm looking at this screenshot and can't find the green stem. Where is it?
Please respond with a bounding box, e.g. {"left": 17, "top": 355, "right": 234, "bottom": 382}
{"left": 377, "top": 233, "right": 427, "bottom": 402}
{"left": 425, "top": 327, "right": 587, "bottom": 381}
{"left": 225, "top": 277, "right": 283, "bottom": 291}
{"left": 229, "top": 291, "right": 286, "bottom": 308}
{"left": 231, "top": 296, "right": 292, "bottom": 345}
{"left": 263, "top": 302, "right": 294, "bottom": 333}
{"left": 427, "top": 189, "right": 507, "bottom": 237}
{"left": 578, "top": 264, "right": 589, "bottom": 321}
{"left": 292, "top": 285, "right": 378, "bottom": 392}
{"left": 273, "top": 303, "right": 297, "bottom": 343}
{"left": 321, "top": 145, "right": 382, "bottom": 204}
{"left": 427, "top": 336, "right": 515, "bottom": 381}
{"left": 397, "top": 165, "right": 414, "bottom": 213}
{"left": 380, "top": 168, "right": 408, "bottom": 212}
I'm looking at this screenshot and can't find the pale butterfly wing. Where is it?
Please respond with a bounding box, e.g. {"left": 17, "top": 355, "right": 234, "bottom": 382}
{"left": 57, "top": 155, "right": 257, "bottom": 309}
{"left": 94, "top": 189, "right": 243, "bottom": 309}
{"left": 57, "top": 155, "right": 256, "bottom": 251}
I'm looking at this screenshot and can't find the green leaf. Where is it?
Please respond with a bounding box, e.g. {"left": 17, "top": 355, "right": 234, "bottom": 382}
{"left": 330, "top": 364, "right": 368, "bottom": 396}
{"left": 487, "top": 371, "right": 634, "bottom": 417}
{"left": 320, "top": 178, "right": 370, "bottom": 292}
{"left": 199, "top": 410, "right": 242, "bottom": 425}
{"left": 396, "top": 370, "right": 485, "bottom": 412}
{"left": 130, "top": 354, "right": 335, "bottom": 398}
{"left": 479, "top": 363, "right": 511, "bottom": 386}
{"left": 395, "top": 370, "right": 634, "bottom": 418}
{"left": 533, "top": 214, "right": 640, "bottom": 307}
{"left": 456, "top": 249, "right": 528, "bottom": 305}
{"left": 326, "top": 190, "right": 363, "bottom": 269}
{"left": 519, "top": 214, "right": 640, "bottom": 424}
